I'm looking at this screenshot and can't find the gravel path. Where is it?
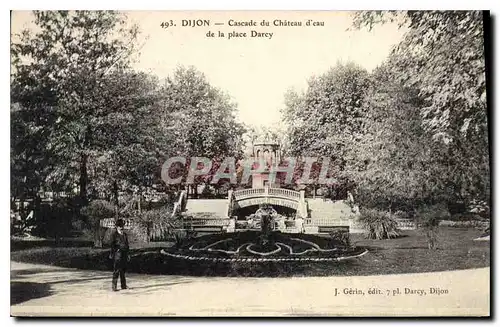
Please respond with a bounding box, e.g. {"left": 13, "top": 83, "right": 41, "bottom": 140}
{"left": 10, "top": 261, "right": 490, "bottom": 317}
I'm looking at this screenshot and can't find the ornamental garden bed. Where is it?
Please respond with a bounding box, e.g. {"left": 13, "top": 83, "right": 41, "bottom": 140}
{"left": 11, "top": 227, "right": 489, "bottom": 277}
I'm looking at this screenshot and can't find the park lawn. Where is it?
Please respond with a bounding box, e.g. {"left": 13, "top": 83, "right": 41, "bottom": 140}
{"left": 10, "top": 227, "right": 489, "bottom": 277}
{"left": 342, "top": 226, "right": 490, "bottom": 276}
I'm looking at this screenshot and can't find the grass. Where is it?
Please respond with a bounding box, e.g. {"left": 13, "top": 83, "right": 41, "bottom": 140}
{"left": 347, "top": 227, "right": 490, "bottom": 276}
{"left": 11, "top": 227, "right": 489, "bottom": 277}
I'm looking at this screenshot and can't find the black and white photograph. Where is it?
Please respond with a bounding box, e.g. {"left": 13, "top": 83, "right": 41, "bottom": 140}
{"left": 9, "top": 10, "right": 491, "bottom": 317}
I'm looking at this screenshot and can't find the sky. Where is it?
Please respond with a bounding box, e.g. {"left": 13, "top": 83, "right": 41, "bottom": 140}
{"left": 11, "top": 11, "right": 408, "bottom": 128}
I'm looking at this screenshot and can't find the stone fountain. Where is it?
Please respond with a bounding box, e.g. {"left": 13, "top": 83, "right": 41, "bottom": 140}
{"left": 161, "top": 203, "right": 367, "bottom": 266}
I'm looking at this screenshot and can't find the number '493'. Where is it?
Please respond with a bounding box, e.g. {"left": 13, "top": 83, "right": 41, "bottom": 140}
{"left": 160, "top": 21, "right": 174, "bottom": 29}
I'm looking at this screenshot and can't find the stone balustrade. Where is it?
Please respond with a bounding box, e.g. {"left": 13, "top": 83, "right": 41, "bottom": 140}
{"left": 184, "top": 218, "right": 230, "bottom": 227}
{"left": 233, "top": 188, "right": 265, "bottom": 200}
{"left": 237, "top": 197, "right": 300, "bottom": 210}
{"left": 231, "top": 187, "right": 306, "bottom": 218}
{"left": 234, "top": 187, "right": 301, "bottom": 201}
{"left": 267, "top": 188, "right": 301, "bottom": 199}
{"left": 304, "top": 218, "right": 351, "bottom": 226}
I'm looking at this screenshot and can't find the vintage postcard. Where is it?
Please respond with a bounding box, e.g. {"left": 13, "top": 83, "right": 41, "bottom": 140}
{"left": 10, "top": 10, "right": 491, "bottom": 317}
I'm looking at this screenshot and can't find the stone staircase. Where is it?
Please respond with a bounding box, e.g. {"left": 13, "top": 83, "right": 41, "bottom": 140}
{"left": 185, "top": 199, "right": 229, "bottom": 219}
{"left": 181, "top": 197, "right": 364, "bottom": 234}
{"left": 304, "top": 199, "right": 361, "bottom": 233}
{"left": 183, "top": 199, "right": 230, "bottom": 232}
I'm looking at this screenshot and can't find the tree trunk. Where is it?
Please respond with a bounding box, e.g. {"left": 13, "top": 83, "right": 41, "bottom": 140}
{"left": 19, "top": 189, "right": 26, "bottom": 221}
{"left": 34, "top": 194, "right": 41, "bottom": 227}
{"left": 147, "top": 222, "right": 151, "bottom": 242}
{"left": 79, "top": 153, "right": 89, "bottom": 205}
{"left": 113, "top": 180, "right": 119, "bottom": 219}
{"left": 94, "top": 224, "right": 103, "bottom": 248}
{"left": 193, "top": 184, "right": 198, "bottom": 199}
{"left": 137, "top": 193, "right": 142, "bottom": 213}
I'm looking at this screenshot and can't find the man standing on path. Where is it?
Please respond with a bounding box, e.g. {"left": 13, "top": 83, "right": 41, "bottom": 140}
{"left": 109, "top": 219, "right": 130, "bottom": 291}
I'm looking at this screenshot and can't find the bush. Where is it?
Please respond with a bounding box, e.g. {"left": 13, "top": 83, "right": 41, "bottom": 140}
{"left": 417, "top": 203, "right": 450, "bottom": 221}
{"left": 101, "top": 228, "right": 116, "bottom": 246}
{"left": 359, "top": 208, "right": 400, "bottom": 240}
{"left": 172, "top": 229, "right": 198, "bottom": 249}
{"left": 393, "top": 210, "right": 411, "bottom": 219}
{"left": 133, "top": 207, "right": 181, "bottom": 242}
{"left": 11, "top": 210, "right": 35, "bottom": 237}
{"left": 80, "top": 200, "right": 116, "bottom": 247}
{"left": 80, "top": 200, "right": 116, "bottom": 223}
{"left": 450, "top": 212, "right": 485, "bottom": 222}
{"left": 31, "top": 198, "right": 80, "bottom": 239}
{"left": 468, "top": 200, "right": 490, "bottom": 219}
{"left": 416, "top": 204, "right": 449, "bottom": 250}
{"left": 329, "top": 228, "right": 350, "bottom": 247}
{"left": 79, "top": 200, "right": 180, "bottom": 245}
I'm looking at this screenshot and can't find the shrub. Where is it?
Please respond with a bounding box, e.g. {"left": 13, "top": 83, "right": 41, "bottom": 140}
{"left": 450, "top": 212, "right": 485, "bottom": 222}
{"left": 393, "top": 210, "right": 411, "bottom": 219}
{"left": 235, "top": 220, "right": 249, "bottom": 229}
{"left": 468, "top": 200, "right": 490, "bottom": 219}
{"left": 329, "top": 228, "right": 350, "bottom": 247}
{"left": 417, "top": 203, "right": 450, "bottom": 221}
{"left": 80, "top": 200, "right": 116, "bottom": 247}
{"left": 172, "top": 229, "right": 198, "bottom": 249}
{"left": 359, "top": 208, "right": 400, "bottom": 240}
{"left": 80, "top": 200, "right": 116, "bottom": 223}
{"left": 133, "top": 207, "right": 181, "bottom": 242}
{"left": 30, "top": 198, "right": 81, "bottom": 239}
{"left": 11, "top": 210, "right": 35, "bottom": 237}
{"left": 416, "top": 204, "right": 449, "bottom": 250}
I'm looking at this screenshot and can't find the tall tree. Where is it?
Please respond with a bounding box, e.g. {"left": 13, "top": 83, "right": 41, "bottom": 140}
{"left": 282, "top": 62, "right": 370, "bottom": 159}
{"left": 353, "top": 11, "right": 490, "bottom": 209}
{"left": 348, "top": 62, "right": 444, "bottom": 212}
{"left": 160, "top": 66, "right": 246, "bottom": 192}
{"left": 84, "top": 70, "right": 170, "bottom": 205}
{"left": 281, "top": 62, "right": 371, "bottom": 193}
{"left": 11, "top": 11, "right": 140, "bottom": 204}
